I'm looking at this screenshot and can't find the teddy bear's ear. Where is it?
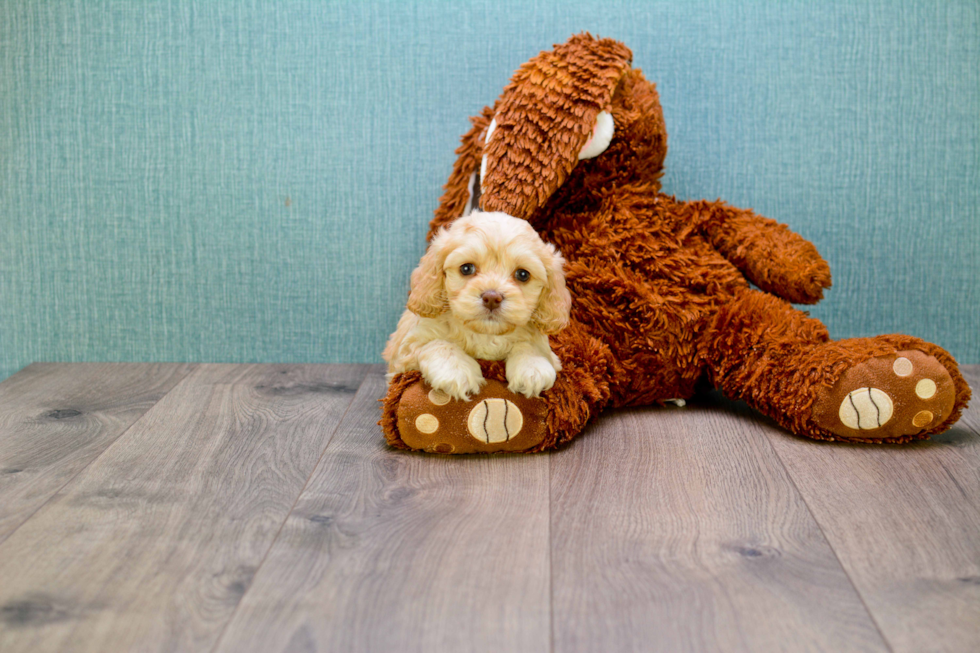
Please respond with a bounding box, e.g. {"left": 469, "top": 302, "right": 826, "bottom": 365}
{"left": 478, "top": 33, "right": 633, "bottom": 220}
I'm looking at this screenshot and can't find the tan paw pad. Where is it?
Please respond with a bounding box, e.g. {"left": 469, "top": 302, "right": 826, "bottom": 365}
{"left": 814, "top": 349, "right": 957, "bottom": 440}
{"left": 467, "top": 399, "right": 523, "bottom": 443}
{"left": 838, "top": 388, "right": 893, "bottom": 430}
{"left": 395, "top": 379, "right": 547, "bottom": 454}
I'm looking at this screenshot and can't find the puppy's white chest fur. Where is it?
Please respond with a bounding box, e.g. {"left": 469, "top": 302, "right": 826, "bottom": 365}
{"left": 458, "top": 328, "right": 521, "bottom": 360}
{"left": 394, "top": 312, "right": 539, "bottom": 362}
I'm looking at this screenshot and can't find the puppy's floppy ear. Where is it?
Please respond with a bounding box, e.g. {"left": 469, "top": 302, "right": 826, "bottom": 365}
{"left": 407, "top": 228, "right": 450, "bottom": 318}
{"left": 532, "top": 244, "right": 572, "bottom": 334}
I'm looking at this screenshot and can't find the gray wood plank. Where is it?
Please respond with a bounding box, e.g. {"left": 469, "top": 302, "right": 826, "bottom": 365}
{"left": 213, "top": 372, "right": 551, "bottom": 653}
{"left": 0, "top": 363, "right": 368, "bottom": 653}
{"left": 551, "top": 400, "right": 889, "bottom": 652}
{"left": 0, "top": 363, "right": 196, "bottom": 544}
{"left": 764, "top": 365, "right": 980, "bottom": 653}
{"left": 959, "top": 366, "right": 980, "bottom": 436}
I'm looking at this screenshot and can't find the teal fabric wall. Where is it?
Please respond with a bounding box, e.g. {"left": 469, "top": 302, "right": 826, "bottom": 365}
{"left": 1, "top": 0, "right": 978, "bottom": 381}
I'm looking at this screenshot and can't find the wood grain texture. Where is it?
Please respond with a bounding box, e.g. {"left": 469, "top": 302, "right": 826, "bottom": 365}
{"left": 0, "top": 363, "right": 368, "bottom": 653}
{"left": 0, "top": 364, "right": 976, "bottom": 652}
{"left": 550, "top": 400, "right": 889, "bottom": 653}
{"left": 214, "top": 372, "right": 551, "bottom": 653}
{"left": 0, "top": 363, "right": 196, "bottom": 544}
{"left": 763, "top": 369, "right": 980, "bottom": 653}
{"left": 960, "top": 368, "right": 980, "bottom": 435}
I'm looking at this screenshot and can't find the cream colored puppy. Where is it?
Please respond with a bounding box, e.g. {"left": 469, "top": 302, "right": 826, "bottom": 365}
{"left": 384, "top": 211, "right": 571, "bottom": 400}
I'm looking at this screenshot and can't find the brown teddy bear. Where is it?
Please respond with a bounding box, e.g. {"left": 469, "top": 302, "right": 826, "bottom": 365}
{"left": 381, "top": 33, "right": 971, "bottom": 454}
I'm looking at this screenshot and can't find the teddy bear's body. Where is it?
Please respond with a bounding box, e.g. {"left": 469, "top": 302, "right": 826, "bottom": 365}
{"left": 381, "top": 34, "right": 970, "bottom": 454}
{"left": 540, "top": 195, "right": 773, "bottom": 407}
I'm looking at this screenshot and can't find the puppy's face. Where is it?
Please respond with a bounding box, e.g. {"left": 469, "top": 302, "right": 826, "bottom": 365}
{"left": 408, "top": 212, "right": 570, "bottom": 336}
{"left": 443, "top": 219, "right": 549, "bottom": 335}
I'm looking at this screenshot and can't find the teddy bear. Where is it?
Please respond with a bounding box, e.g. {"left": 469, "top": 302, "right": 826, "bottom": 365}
{"left": 380, "top": 33, "right": 971, "bottom": 454}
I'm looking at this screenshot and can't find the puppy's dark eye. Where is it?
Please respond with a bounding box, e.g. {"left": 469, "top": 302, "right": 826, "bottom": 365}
{"left": 460, "top": 263, "right": 476, "bottom": 276}
{"left": 514, "top": 269, "right": 531, "bottom": 283}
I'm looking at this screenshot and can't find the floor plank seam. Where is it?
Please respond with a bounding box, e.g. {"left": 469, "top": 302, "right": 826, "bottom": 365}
{"left": 207, "top": 368, "right": 371, "bottom": 653}
{"left": 0, "top": 365, "right": 197, "bottom": 548}
{"left": 950, "top": 413, "right": 980, "bottom": 516}
{"left": 759, "top": 427, "right": 896, "bottom": 653}
{"left": 548, "top": 451, "right": 555, "bottom": 653}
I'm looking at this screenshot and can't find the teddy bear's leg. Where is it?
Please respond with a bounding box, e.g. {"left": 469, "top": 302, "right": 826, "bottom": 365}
{"left": 381, "top": 369, "right": 549, "bottom": 454}
{"left": 380, "top": 322, "right": 616, "bottom": 454}
{"left": 701, "top": 288, "right": 971, "bottom": 443}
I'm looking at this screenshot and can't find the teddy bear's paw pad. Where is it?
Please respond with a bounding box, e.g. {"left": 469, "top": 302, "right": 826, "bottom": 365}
{"left": 813, "top": 351, "right": 956, "bottom": 440}
{"left": 837, "top": 387, "right": 893, "bottom": 430}
{"left": 395, "top": 379, "right": 546, "bottom": 454}
{"left": 467, "top": 398, "right": 523, "bottom": 443}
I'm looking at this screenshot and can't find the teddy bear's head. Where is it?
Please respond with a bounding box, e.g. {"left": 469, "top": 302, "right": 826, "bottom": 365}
{"left": 477, "top": 33, "right": 668, "bottom": 223}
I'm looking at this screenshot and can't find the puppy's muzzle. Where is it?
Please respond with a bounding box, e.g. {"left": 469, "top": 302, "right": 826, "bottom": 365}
{"left": 481, "top": 290, "right": 504, "bottom": 311}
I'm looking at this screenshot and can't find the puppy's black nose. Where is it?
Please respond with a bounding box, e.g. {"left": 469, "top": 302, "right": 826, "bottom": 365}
{"left": 481, "top": 290, "right": 504, "bottom": 310}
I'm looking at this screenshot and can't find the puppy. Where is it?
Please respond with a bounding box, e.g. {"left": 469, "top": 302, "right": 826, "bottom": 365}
{"left": 384, "top": 211, "right": 571, "bottom": 400}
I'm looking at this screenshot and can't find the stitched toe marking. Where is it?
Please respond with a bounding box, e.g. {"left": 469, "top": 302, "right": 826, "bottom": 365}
{"left": 893, "top": 357, "right": 913, "bottom": 377}
{"left": 915, "top": 379, "right": 937, "bottom": 399}
{"left": 415, "top": 414, "right": 439, "bottom": 434}
{"left": 912, "top": 410, "right": 934, "bottom": 428}
{"left": 428, "top": 389, "right": 451, "bottom": 406}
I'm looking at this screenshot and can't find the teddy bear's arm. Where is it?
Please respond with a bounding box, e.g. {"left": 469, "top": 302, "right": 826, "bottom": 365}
{"left": 685, "top": 199, "right": 832, "bottom": 304}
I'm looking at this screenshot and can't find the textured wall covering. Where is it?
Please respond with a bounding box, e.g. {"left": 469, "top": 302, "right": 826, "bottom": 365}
{"left": 1, "top": 0, "right": 978, "bottom": 381}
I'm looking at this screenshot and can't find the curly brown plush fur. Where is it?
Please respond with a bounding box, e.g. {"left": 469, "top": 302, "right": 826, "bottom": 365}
{"left": 381, "top": 34, "right": 970, "bottom": 453}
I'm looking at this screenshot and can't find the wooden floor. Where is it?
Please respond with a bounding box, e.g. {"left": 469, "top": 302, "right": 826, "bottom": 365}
{"left": 0, "top": 363, "right": 977, "bottom": 652}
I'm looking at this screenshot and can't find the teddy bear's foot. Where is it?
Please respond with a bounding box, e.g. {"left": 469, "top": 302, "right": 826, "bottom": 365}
{"left": 393, "top": 378, "right": 549, "bottom": 454}
{"left": 812, "top": 350, "right": 958, "bottom": 441}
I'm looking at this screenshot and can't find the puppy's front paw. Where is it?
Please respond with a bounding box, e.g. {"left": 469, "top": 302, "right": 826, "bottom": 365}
{"left": 424, "top": 355, "right": 485, "bottom": 401}
{"left": 506, "top": 356, "right": 558, "bottom": 398}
